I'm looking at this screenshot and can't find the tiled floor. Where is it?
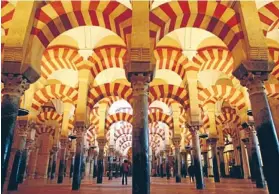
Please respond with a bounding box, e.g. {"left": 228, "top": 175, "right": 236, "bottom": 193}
{"left": 4, "top": 177, "right": 268, "bottom": 194}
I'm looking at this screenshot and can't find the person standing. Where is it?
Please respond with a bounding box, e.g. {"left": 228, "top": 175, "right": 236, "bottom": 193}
{"left": 122, "top": 160, "right": 129, "bottom": 185}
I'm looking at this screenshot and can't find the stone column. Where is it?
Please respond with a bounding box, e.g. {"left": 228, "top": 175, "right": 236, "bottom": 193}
{"left": 27, "top": 145, "right": 39, "bottom": 179}
{"left": 97, "top": 138, "right": 106, "bottom": 184}
{"left": 36, "top": 133, "right": 51, "bottom": 180}
{"left": 165, "top": 146, "right": 171, "bottom": 180}
{"left": 18, "top": 139, "right": 33, "bottom": 183}
{"left": 1, "top": 74, "right": 30, "bottom": 190}
{"left": 172, "top": 137, "right": 181, "bottom": 183}
{"left": 72, "top": 124, "right": 85, "bottom": 190}
{"left": 70, "top": 152, "right": 75, "bottom": 178}
{"left": 108, "top": 146, "right": 114, "bottom": 180}
{"left": 159, "top": 151, "right": 164, "bottom": 178}
{"left": 208, "top": 138, "right": 220, "bottom": 182}
{"left": 8, "top": 120, "right": 29, "bottom": 191}
{"left": 190, "top": 126, "right": 205, "bottom": 189}
{"left": 202, "top": 152, "right": 208, "bottom": 177}
{"left": 233, "top": 68, "right": 279, "bottom": 193}
{"left": 218, "top": 146, "right": 226, "bottom": 178}
{"left": 237, "top": 145, "right": 244, "bottom": 179}
{"left": 242, "top": 138, "right": 255, "bottom": 181}
{"left": 47, "top": 151, "right": 54, "bottom": 179}
{"left": 250, "top": 128, "right": 266, "bottom": 188}
{"left": 51, "top": 146, "right": 58, "bottom": 180}
{"left": 57, "top": 138, "right": 67, "bottom": 184}
{"left": 130, "top": 73, "right": 150, "bottom": 193}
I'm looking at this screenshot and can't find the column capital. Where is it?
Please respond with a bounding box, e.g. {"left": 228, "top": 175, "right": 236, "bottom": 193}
{"left": 207, "top": 138, "right": 218, "bottom": 146}
{"left": 172, "top": 136, "right": 181, "bottom": 149}
{"left": 60, "top": 138, "right": 68, "bottom": 149}
{"left": 25, "top": 139, "right": 34, "bottom": 149}
{"left": 1, "top": 73, "right": 30, "bottom": 96}
{"left": 217, "top": 146, "right": 225, "bottom": 152}
{"left": 97, "top": 137, "right": 106, "bottom": 149}
{"left": 16, "top": 120, "right": 31, "bottom": 136}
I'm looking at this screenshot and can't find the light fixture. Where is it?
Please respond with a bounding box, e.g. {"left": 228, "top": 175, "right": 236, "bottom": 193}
{"left": 18, "top": 108, "right": 29, "bottom": 116}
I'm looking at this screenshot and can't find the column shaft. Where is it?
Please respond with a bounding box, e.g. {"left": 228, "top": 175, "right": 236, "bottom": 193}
{"left": 175, "top": 147, "right": 181, "bottom": 182}
{"left": 209, "top": 139, "right": 220, "bottom": 182}
{"left": 191, "top": 128, "right": 205, "bottom": 189}
{"left": 57, "top": 147, "right": 66, "bottom": 184}
{"left": 51, "top": 150, "right": 58, "bottom": 180}
{"left": 97, "top": 148, "right": 104, "bottom": 184}
{"left": 27, "top": 148, "right": 39, "bottom": 179}
{"left": 131, "top": 74, "right": 150, "bottom": 194}
{"left": 218, "top": 147, "right": 226, "bottom": 178}
{"left": 202, "top": 152, "right": 208, "bottom": 177}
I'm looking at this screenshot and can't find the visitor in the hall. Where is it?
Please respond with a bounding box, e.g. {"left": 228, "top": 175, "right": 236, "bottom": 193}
{"left": 121, "top": 160, "right": 130, "bottom": 185}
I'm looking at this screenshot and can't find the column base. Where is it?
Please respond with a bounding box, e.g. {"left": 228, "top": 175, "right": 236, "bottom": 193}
{"left": 175, "top": 175, "right": 181, "bottom": 183}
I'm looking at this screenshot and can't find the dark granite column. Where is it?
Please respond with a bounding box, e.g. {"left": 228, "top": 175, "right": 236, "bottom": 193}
{"left": 190, "top": 126, "right": 205, "bottom": 189}
{"left": 70, "top": 153, "right": 74, "bottom": 178}
{"left": 237, "top": 146, "right": 244, "bottom": 179}
{"left": 208, "top": 138, "right": 220, "bottom": 182}
{"left": 165, "top": 146, "right": 171, "bottom": 180}
{"left": 8, "top": 120, "right": 29, "bottom": 191}
{"left": 1, "top": 74, "right": 29, "bottom": 190}
{"left": 97, "top": 138, "right": 106, "bottom": 184}
{"left": 218, "top": 146, "right": 226, "bottom": 178}
{"left": 159, "top": 151, "right": 164, "bottom": 178}
{"left": 242, "top": 137, "right": 255, "bottom": 182}
{"left": 233, "top": 69, "right": 279, "bottom": 194}
{"left": 51, "top": 146, "right": 58, "bottom": 180}
{"left": 108, "top": 147, "right": 114, "bottom": 180}
{"left": 72, "top": 125, "right": 85, "bottom": 190}
{"left": 172, "top": 137, "right": 181, "bottom": 183}
{"left": 57, "top": 138, "right": 67, "bottom": 184}
{"left": 130, "top": 73, "right": 150, "bottom": 194}
{"left": 250, "top": 128, "right": 266, "bottom": 188}
{"left": 18, "top": 146, "right": 29, "bottom": 183}
{"left": 202, "top": 152, "right": 208, "bottom": 177}
{"left": 47, "top": 152, "right": 54, "bottom": 179}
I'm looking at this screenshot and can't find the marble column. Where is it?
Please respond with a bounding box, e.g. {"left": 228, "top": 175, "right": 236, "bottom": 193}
{"left": 165, "top": 146, "right": 171, "bottom": 180}
{"left": 172, "top": 137, "right": 181, "bottom": 183}
{"left": 27, "top": 146, "right": 39, "bottom": 179}
{"left": 70, "top": 153, "right": 75, "bottom": 178}
{"left": 97, "top": 138, "right": 106, "bottom": 184}
{"left": 51, "top": 146, "right": 58, "bottom": 180}
{"left": 57, "top": 138, "right": 67, "bottom": 184}
{"left": 242, "top": 138, "right": 255, "bottom": 181}
{"left": 47, "top": 152, "right": 54, "bottom": 179}
{"left": 72, "top": 125, "right": 85, "bottom": 190}
{"left": 234, "top": 71, "right": 279, "bottom": 194}
{"left": 250, "top": 128, "right": 266, "bottom": 188}
{"left": 1, "top": 74, "right": 29, "bottom": 190}
{"left": 130, "top": 73, "right": 150, "bottom": 194}
{"left": 202, "top": 152, "right": 208, "bottom": 177}
{"left": 208, "top": 138, "right": 220, "bottom": 182}
{"left": 108, "top": 146, "right": 114, "bottom": 180}
{"left": 8, "top": 122, "right": 28, "bottom": 191}
{"left": 190, "top": 126, "right": 205, "bottom": 189}
{"left": 159, "top": 151, "right": 164, "bottom": 178}
{"left": 218, "top": 146, "right": 226, "bottom": 178}
{"left": 18, "top": 139, "right": 33, "bottom": 183}
{"left": 237, "top": 146, "right": 244, "bottom": 179}
{"left": 36, "top": 134, "right": 51, "bottom": 180}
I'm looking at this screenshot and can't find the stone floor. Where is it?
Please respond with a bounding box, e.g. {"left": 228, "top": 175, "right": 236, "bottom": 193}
{"left": 4, "top": 177, "right": 268, "bottom": 194}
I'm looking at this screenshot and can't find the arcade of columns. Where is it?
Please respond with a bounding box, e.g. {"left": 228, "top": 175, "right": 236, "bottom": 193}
{"left": 1, "top": 1, "right": 279, "bottom": 194}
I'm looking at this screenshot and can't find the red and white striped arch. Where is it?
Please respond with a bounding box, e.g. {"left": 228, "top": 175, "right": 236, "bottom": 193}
{"left": 150, "top": 1, "right": 244, "bottom": 65}
{"left": 192, "top": 46, "right": 234, "bottom": 76}
{"left": 98, "top": 96, "right": 123, "bottom": 108}
{"left": 35, "top": 125, "right": 55, "bottom": 139}
{"left": 1, "top": 1, "right": 15, "bottom": 35}
{"left": 31, "top": 84, "right": 78, "bottom": 112}
{"left": 105, "top": 112, "right": 133, "bottom": 130}
{"left": 86, "top": 129, "right": 96, "bottom": 145}
{"left": 154, "top": 47, "right": 190, "bottom": 83}
{"left": 121, "top": 141, "right": 131, "bottom": 152}
{"left": 36, "top": 108, "right": 63, "bottom": 125}
{"left": 87, "top": 45, "right": 127, "bottom": 78}
{"left": 216, "top": 107, "right": 241, "bottom": 127}
{"left": 202, "top": 115, "right": 210, "bottom": 131}
{"left": 269, "top": 47, "right": 279, "bottom": 80}
{"left": 223, "top": 127, "right": 237, "bottom": 139}
{"left": 87, "top": 83, "right": 132, "bottom": 110}
{"left": 149, "top": 84, "right": 189, "bottom": 110}
{"left": 31, "top": 1, "right": 132, "bottom": 48}
{"left": 114, "top": 124, "right": 132, "bottom": 141}
{"left": 41, "top": 46, "right": 83, "bottom": 79}
{"left": 265, "top": 83, "right": 279, "bottom": 100}
{"left": 198, "top": 85, "right": 246, "bottom": 111}
{"left": 258, "top": 1, "right": 279, "bottom": 35}
{"left": 118, "top": 135, "right": 132, "bottom": 148}
{"left": 148, "top": 112, "right": 173, "bottom": 129}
